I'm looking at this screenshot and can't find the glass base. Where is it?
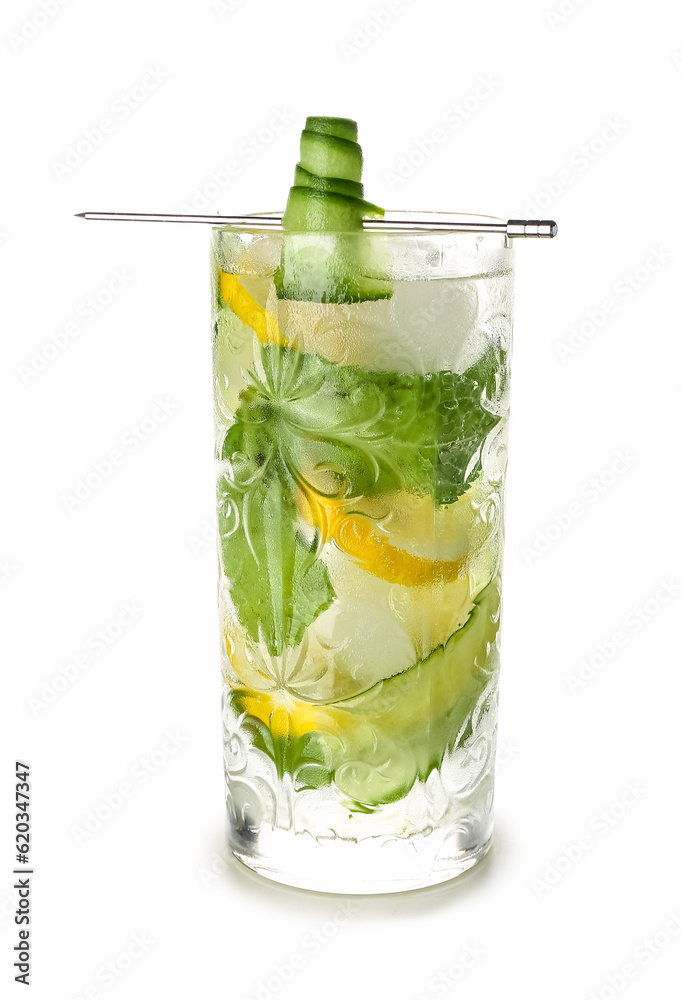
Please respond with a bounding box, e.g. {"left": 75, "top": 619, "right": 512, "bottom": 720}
{"left": 227, "top": 817, "right": 493, "bottom": 895}
{"left": 223, "top": 685, "right": 498, "bottom": 894}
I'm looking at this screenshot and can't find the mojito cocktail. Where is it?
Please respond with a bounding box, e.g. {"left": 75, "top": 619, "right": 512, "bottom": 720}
{"left": 214, "top": 118, "right": 512, "bottom": 892}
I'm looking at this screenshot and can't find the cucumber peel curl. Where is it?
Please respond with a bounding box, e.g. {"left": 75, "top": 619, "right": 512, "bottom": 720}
{"left": 276, "top": 116, "right": 392, "bottom": 304}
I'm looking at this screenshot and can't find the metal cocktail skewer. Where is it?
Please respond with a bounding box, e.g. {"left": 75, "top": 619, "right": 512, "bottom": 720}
{"left": 75, "top": 211, "right": 557, "bottom": 238}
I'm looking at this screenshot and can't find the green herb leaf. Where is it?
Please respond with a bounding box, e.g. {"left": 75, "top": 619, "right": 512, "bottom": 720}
{"left": 218, "top": 429, "right": 335, "bottom": 657}
{"left": 227, "top": 344, "right": 504, "bottom": 503}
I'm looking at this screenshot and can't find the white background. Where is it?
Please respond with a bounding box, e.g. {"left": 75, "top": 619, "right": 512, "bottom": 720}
{"left": 2, "top": 0, "right": 681, "bottom": 998}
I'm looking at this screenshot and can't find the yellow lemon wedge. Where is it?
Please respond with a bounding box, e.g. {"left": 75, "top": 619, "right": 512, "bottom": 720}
{"left": 297, "top": 485, "right": 465, "bottom": 587}
{"left": 232, "top": 686, "right": 339, "bottom": 740}
{"left": 218, "top": 271, "right": 287, "bottom": 346}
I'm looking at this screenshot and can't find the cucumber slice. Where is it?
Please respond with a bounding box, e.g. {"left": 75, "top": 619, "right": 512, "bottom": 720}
{"left": 330, "top": 579, "right": 501, "bottom": 805}
{"left": 274, "top": 266, "right": 392, "bottom": 304}
{"left": 305, "top": 116, "right": 358, "bottom": 142}
{"left": 294, "top": 165, "right": 364, "bottom": 200}
{"left": 278, "top": 116, "right": 392, "bottom": 304}
{"left": 282, "top": 188, "right": 383, "bottom": 232}
{"left": 274, "top": 236, "right": 392, "bottom": 303}
{"left": 299, "top": 130, "right": 363, "bottom": 182}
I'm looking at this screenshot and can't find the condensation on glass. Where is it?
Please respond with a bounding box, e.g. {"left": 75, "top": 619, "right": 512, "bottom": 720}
{"left": 212, "top": 215, "right": 514, "bottom": 893}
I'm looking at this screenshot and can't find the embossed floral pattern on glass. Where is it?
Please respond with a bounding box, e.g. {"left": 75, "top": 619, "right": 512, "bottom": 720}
{"left": 213, "top": 219, "right": 513, "bottom": 892}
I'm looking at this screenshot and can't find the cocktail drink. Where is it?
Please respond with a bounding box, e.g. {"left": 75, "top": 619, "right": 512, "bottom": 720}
{"left": 213, "top": 118, "right": 513, "bottom": 892}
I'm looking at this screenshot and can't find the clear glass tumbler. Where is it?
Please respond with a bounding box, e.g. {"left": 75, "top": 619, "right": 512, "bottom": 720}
{"left": 212, "top": 213, "right": 513, "bottom": 893}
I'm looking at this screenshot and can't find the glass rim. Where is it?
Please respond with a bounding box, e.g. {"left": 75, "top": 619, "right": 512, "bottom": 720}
{"left": 211, "top": 210, "right": 509, "bottom": 237}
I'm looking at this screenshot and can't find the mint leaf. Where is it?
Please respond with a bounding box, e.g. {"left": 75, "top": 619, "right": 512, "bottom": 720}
{"left": 434, "top": 345, "right": 506, "bottom": 504}
{"left": 236, "top": 710, "right": 338, "bottom": 788}
{"left": 218, "top": 429, "right": 334, "bottom": 657}
{"left": 228, "top": 344, "right": 504, "bottom": 504}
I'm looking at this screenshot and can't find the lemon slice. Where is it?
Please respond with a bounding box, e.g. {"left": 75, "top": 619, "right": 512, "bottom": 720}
{"left": 297, "top": 486, "right": 465, "bottom": 587}
{"left": 219, "top": 271, "right": 286, "bottom": 346}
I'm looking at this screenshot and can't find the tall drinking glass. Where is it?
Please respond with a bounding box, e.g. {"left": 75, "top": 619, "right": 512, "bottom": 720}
{"left": 212, "top": 214, "right": 513, "bottom": 893}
